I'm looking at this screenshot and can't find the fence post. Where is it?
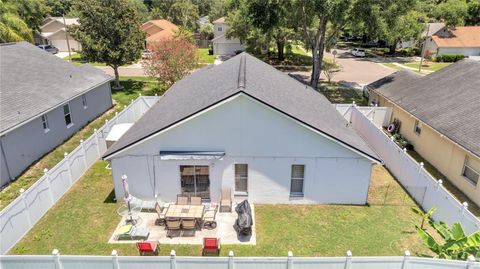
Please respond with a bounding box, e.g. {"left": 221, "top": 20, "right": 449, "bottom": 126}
{"left": 436, "top": 179, "right": 443, "bottom": 190}
{"left": 228, "top": 250, "right": 234, "bottom": 269}
{"left": 287, "top": 251, "right": 293, "bottom": 269}
{"left": 94, "top": 128, "right": 101, "bottom": 156}
{"left": 52, "top": 249, "right": 62, "bottom": 269}
{"left": 414, "top": 162, "right": 424, "bottom": 207}
{"left": 80, "top": 139, "right": 88, "bottom": 170}
{"left": 461, "top": 202, "right": 469, "bottom": 223}
{"left": 112, "top": 250, "right": 120, "bottom": 269}
{"left": 43, "top": 168, "right": 55, "bottom": 204}
{"left": 19, "top": 188, "right": 32, "bottom": 227}
{"left": 345, "top": 250, "right": 352, "bottom": 269}
{"left": 467, "top": 255, "right": 476, "bottom": 269}
{"left": 401, "top": 250, "right": 410, "bottom": 269}
{"left": 64, "top": 152, "right": 73, "bottom": 185}
{"left": 170, "top": 250, "right": 177, "bottom": 269}
{"left": 115, "top": 112, "right": 119, "bottom": 124}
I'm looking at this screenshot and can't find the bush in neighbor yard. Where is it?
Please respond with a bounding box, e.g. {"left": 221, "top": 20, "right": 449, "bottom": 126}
{"left": 434, "top": 54, "right": 465, "bottom": 62}
{"left": 142, "top": 36, "right": 198, "bottom": 88}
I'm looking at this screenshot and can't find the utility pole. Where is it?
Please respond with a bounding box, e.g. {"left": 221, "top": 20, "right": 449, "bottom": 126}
{"left": 419, "top": 22, "right": 430, "bottom": 73}
{"left": 63, "top": 14, "right": 72, "bottom": 60}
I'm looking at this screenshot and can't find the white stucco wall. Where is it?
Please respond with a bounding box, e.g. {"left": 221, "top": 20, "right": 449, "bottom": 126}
{"left": 109, "top": 94, "right": 373, "bottom": 204}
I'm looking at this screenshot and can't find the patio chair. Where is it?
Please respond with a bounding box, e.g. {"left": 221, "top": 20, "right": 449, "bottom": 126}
{"left": 136, "top": 241, "right": 158, "bottom": 256}
{"left": 220, "top": 188, "right": 232, "bottom": 212}
{"left": 129, "top": 195, "right": 157, "bottom": 211}
{"left": 155, "top": 203, "right": 167, "bottom": 226}
{"left": 181, "top": 218, "right": 197, "bottom": 237}
{"left": 176, "top": 195, "right": 189, "bottom": 205}
{"left": 202, "top": 237, "right": 221, "bottom": 256}
{"left": 166, "top": 218, "right": 181, "bottom": 238}
{"left": 115, "top": 224, "right": 150, "bottom": 241}
{"left": 203, "top": 204, "right": 218, "bottom": 229}
{"left": 190, "top": 196, "right": 202, "bottom": 205}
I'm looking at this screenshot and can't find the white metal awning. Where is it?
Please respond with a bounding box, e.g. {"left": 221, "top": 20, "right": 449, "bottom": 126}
{"left": 159, "top": 151, "right": 225, "bottom": 160}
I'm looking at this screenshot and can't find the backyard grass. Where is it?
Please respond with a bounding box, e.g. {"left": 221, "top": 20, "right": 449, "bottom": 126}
{"left": 407, "top": 150, "right": 480, "bottom": 217}
{"left": 197, "top": 48, "right": 216, "bottom": 66}
{"left": 319, "top": 84, "right": 368, "bottom": 106}
{"left": 10, "top": 163, "right": 436, "bottom": 257}
{"left": 0, "top": 77, "right": 161, "bottom": 210}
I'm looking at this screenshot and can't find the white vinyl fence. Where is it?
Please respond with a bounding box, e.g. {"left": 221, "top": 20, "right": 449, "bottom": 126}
{"left": 1, "top": 250, "right": 479, "bottom": 269}
{"left": 339, "top": 104, "right": 480, "bottom": 234}
{"left": 0, "top": 96, "right": 160, "bottom": 254}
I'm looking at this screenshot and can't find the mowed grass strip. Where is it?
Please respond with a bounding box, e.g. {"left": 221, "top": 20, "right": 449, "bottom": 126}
{"left": 11, "top": 162, "right": 434, "bottom": 257}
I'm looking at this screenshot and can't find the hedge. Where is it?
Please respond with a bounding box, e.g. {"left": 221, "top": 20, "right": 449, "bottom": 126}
{"left": 435, "top": 54, "right": 465, "bottom": 62}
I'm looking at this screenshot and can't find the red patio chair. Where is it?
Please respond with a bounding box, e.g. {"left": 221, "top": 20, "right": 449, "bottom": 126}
{"left": 202, "top": 237, "right": 220, "bottom": 256}
{"left": 136, "top": 241, "right": 159, "bottom": 256}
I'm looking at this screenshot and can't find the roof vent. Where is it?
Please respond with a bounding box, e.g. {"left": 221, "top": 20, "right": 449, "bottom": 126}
{"left": 237, "top": 54, "right": 246, "bottom": 89}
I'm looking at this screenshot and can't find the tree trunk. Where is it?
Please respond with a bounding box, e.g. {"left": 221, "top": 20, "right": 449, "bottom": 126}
{"left": 388, "top": 42, "right": 397, "bottom": 55}
{"left": 112, "top": 65, "right": 123, "bottom": 90}
{"left": 310, "top": 18, "right": 327, "bottom": 90}
{"left": 276, "top": 40, "right": 285, "bottom": 61}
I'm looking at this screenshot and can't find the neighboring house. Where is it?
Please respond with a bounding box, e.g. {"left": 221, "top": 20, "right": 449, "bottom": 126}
{"left": 140, "top": 20, "right": 179, "bottom": 50}
{"left": 103, "top": 53, "right": 380, "bottom": 205}
{"left": 398, "top": 22, "right": 445, "bottom": 49}
{"left": 0, "top": 42, "right": 113, "bottom": 186}
{"left": 211, "top": 17, "right": 244, "bottom": 55}
{"left": 367, "top": 59, "right": 480, "bottom": 207}
{"left": 424, "top": 26, "right": 480, "bottom": 57}
{"left": 35, "top": 17, "right": 81, "bottom": 52}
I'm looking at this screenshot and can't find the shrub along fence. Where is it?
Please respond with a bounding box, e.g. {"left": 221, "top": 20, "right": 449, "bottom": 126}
{"left": 1, "top": 250, "right": 479, "bottom": 269}
{"left": 342, "top": 104, "right": 480, "bottom": 234}
{"left": 0, "top": 96, "right": 160, "bottom": 254}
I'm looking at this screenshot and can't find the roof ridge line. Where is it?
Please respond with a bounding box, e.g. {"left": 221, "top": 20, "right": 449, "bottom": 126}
{"left": 237, "top": 53, "right": 246, "bottom": 89}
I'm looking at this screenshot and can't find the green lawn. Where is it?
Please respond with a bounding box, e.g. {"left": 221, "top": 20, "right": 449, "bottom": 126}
{"left": 64, "top": 53, "right": 107, "bottom": 66}
{"left": 197, "top": 48, "right": 216, "bottom": 66}
{"left": 0, "top": 77, "right": 162, "bottom": 210}
{"left": 401, "top": 61, "right": 450, "bottom": 71}
{"left": 10, "top": 162, "right": 435, "bottom": 257}
{"left": 319, "top": 85, "right": 368, "bottom": 106}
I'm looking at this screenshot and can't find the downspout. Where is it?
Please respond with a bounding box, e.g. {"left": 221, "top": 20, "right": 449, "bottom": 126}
{"left": 0, "top": 135, "right": 13, "bottom": 181}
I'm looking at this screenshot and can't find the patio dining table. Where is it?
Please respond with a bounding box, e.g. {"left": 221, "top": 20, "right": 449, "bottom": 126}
{"left": 165, "top": 204, "right": 205, "bottom": 219}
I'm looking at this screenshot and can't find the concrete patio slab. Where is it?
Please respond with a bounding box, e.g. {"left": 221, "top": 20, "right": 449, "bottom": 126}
{"left": 108, "top": 204, "right": 256, "bottom": 245}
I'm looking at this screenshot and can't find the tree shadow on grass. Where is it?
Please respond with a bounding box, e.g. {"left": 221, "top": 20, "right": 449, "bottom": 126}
{"left": 104, "top": 189, "right": 116, "bottom": 203}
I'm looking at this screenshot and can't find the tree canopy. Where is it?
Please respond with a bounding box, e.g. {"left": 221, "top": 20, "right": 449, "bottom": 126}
{"left": 70, "top": 0, "right": 145, "bottom": 89}
{"left": 0, "top": 1, "right": 33, "bottom": 43}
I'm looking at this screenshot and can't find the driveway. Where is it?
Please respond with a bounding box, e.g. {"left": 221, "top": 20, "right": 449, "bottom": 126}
{"left": 96, "top": 63, "right": 147, "bottom": 77}
{"left": 289, "top": 49, "right": 395, "bottom": 88}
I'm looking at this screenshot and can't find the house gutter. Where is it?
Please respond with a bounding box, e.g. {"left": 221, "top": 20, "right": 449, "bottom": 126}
{"left": 371, "top": 89, "right": 480, "bottom": 159}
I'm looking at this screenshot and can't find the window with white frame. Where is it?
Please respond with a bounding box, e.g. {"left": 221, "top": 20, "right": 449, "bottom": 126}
{"left": 217, "top": 26, "right": 222, "bottom": 32}
{"left": 41, "top": 114, "right": 49, "bottom": 132}
{"left": 235, "top": 164, "right": 248, "bottom": 193}
{"left": 290, "top": 164, "right": 305, "bottom": 196}
{"left": 413, "top": 120, "right": 422, "bottom": 135}
{"left": 81, "top": 94, "right": 87, "bottom": 108}
{"left": 63, "top": 103, "right": 73, "bottom": 126}
{"left": 462, "top": 157, "right": 479, "bottom": 186}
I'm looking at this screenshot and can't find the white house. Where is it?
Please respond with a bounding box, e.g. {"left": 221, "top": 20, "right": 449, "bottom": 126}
{"left": 0, "top": 42, "right": 112, "bottom": 186}
{"left": 35, "top": 17, "right": 81, "bottom": 52}
{"left": 103, "top": 53, "right": 380, "bottom": 205}
{"left": 211, "top": 17, "right": 244, "bottom": 55}
{"left": 424, "top": 26, "right": 480, "bottom": 57}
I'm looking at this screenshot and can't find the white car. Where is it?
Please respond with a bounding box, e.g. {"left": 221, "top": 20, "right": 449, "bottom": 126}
{"left": 351, "top": 48, "right": 366, "bottom": 57}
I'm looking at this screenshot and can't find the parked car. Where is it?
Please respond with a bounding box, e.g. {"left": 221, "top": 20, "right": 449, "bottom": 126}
{"left": 351, "top": 48, "right": 366, "bottom": 57}
{"left": 141, "top": 50, "right": 152, "bottom": 59}
{"left": 342, "top": 35, "right": 362, "bottom": 42}
{"left": 361, "top": 41, "right": 380, "bottom": 48}
{"left": 37, "top": 44, "right": 59, "bottom": 54}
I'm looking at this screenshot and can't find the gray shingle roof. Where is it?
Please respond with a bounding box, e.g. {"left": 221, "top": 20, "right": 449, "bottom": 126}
{"left": 0, "top": 42, "right": 111, "bottom": 133}
{"left": 103, "top": 53, "right": 380, "bottom": 162}
{"left": 369, "top": 59, "right": 480, "bottom": 157}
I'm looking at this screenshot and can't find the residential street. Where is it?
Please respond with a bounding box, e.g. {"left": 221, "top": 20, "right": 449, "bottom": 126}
{"left": 289, "top": 49, "right": 395, "bottom": 88}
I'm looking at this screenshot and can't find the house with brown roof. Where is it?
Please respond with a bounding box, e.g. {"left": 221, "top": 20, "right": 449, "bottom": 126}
{"left": 140, "top": 20, "right": 179, "bottom": 50}
{"left": 424, "top": 26, "right": 480, "bottom": 57}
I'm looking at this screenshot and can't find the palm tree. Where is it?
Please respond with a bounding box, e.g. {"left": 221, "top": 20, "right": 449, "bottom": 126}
{"left": 0, "top": 1, "right": 33, "bottom": 43}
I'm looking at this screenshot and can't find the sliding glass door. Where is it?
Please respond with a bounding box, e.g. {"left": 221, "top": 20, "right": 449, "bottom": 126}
{"left": 180, "top": 165, "right": 210, "bottom": 199}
